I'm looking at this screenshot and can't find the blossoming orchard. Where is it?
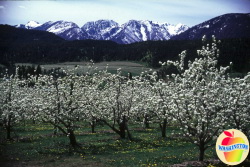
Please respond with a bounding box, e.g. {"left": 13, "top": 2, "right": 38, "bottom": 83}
{"left": 0, "top": 36, "right": 249, "bottom": 163}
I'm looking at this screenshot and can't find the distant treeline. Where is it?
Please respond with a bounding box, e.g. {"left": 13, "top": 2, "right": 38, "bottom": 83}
{"left": 0, "top": 25, "right": 250, "bottom": 73}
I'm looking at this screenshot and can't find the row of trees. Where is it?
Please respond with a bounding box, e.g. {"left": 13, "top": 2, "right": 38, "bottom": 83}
{"left": 0, "top": 36, "right": 249, "bottom": 161}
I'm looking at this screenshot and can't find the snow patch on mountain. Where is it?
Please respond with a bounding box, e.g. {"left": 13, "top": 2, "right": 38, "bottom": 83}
{"left": 44, "top": 21, "right": 79, "bottom": 34}
{"left": 25, "top": 21, "right": 41, "bottom": 29}
{"left": 199, "top": 24, "right": 210, "bottom": 29}
{"left": 141, "top": 26, "right": 147, "bottom": 41}
{"left": 162, "top": 23, "right": 189, "bottom": 36}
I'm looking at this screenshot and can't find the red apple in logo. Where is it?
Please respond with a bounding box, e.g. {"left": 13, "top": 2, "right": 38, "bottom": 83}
{"left": 222, "top": 131, "right": 245, "bottom": 162}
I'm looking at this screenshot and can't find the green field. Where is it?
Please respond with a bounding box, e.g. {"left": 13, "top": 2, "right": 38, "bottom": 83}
{"left": 2, "top": 122, "right": 248, "bottom": 167}
{"left": 16, "top": 61, "right": 155, "bottom": 76}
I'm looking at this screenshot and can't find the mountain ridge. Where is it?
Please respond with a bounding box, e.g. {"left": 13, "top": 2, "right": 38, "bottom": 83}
{"left": 15, "top": 19, "right": 188, "bottom": 44}
{"left": 12, "top": 13, "right": 250, "bottom": 43}
{"left": 172, "top": 13, "right": 250, "bottom": 40}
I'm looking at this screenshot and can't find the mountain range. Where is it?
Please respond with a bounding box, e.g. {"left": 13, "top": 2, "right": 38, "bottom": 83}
{"left": 9, "top": 13, "right": 250, "bottom": 44}
{"left": 15, "top": 13, "right": 250, "bottom": 44}
{"left": 15, "top": 20, "right": 189, "bottom": 44}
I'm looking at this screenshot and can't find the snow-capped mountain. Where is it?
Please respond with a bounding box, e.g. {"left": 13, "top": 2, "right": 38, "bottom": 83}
{"left": 34, "top": 21, "right": 88, "bottom": 40}
{"left": 94, "top": 20, "right": 188, "bottom": 44}
{"left": 110, "top": 20, "right": 168, "bottom": 44}
{"left": 110, "top": 20, "right": 188, "bottom": 44}
{"left": 82, "top": 20, "right": 119, "bottom": 40}
{"left": 172, "top": 13, "right": 250, "bottom": 40}
{"left": 15, "top": 19, "right": 189, "bottom": 43}
{"left": 15, "top": 21, "right": 41, "bottom": 29}
{"left": 25, "top": 21, "right": 41, "bottom": 29}
{"left": 79, "top": 19, "right": 188, "bottom": 43}
{"left": 162, "top": 23, "right": 189, "bottom": 36}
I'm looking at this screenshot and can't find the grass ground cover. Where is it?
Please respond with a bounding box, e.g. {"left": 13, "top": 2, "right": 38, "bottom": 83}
{"left": 2, "top": 122, "right": 248, "bottom": 167}
{"left": 16, "top": 61, "right": 155, "bottom": 76}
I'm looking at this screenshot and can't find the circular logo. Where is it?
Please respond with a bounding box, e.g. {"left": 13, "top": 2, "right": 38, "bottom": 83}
{"left": 216, "top": 129, "right": 249, "bottom": 165}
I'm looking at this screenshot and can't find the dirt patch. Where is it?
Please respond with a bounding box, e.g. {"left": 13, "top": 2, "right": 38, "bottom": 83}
{"left": 0, "top": 157, "right": 107, "bottom": 167}
{"left": 170, "top": 159, "right": 221, "bottom": 167}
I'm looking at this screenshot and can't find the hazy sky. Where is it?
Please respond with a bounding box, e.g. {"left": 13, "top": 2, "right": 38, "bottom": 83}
{"left": 0, "top": 0, "right": 249, "bottom": 27}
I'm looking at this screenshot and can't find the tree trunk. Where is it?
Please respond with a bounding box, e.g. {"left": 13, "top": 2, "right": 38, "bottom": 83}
{"left": 144, "top": 115, "right": 150, "bottom": 129}
{"left": 101, "top": 119, "right": 122, "bottom": 137}
{"left": 125, "top": 119, "right": 132, "bottom": 141}
{"left": 91, "top": 120, "right": 96, "bottom": 133}
{"left": 6, "top": 116, "right": 12, "bottom": 140}
{"left": 67, "top": 129, "right": 77, "bottom": 147}
{"left": 91, "top": 124, "right": 95, "bottom": 133}
{"left": 160, "top": 119, "right": 167, "bottom": 138}
{"left": 199, "top": 142, "right": 205, "bottom": 161}
{"left": 119, "top": 120, "right": 126, "bottom": 139}
{"left": 53, "top": 126, "right": 58, "bottom": 135}
{"left": 101, "top": 118, "right": 131, "bottom": 139}
{"left": 6, "top": 125, "right": 11, "bottom": 140}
